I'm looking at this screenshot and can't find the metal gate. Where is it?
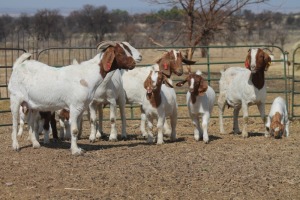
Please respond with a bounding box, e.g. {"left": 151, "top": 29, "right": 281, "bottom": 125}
{"left": 0, "top": 45, "right": 292, "bottom": 127}
{"left": 292, "top": 46, "right": 300, "bottom": 118}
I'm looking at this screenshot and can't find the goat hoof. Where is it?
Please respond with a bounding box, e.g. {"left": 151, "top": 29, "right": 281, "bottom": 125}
{"left": 32, "top": 142, "right": 41, "bottom": 149}
{"left": 71, "top": 148, "right": 85, "bottom": 156}
{"left": 109, "top": 138, "right": 118, "bottom": 142}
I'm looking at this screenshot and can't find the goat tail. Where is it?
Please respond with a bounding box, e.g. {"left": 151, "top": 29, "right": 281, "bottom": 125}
{"left": 13, "top": 53, "right": 32, "bottom": 68}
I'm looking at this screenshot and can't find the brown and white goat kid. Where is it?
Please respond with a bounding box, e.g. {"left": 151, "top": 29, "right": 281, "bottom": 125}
{"left": 218, "top": 48, "right": 272, "bottom": 138}
{"left": 176, "top": 70, "right": 215, "bottom": 143}
{"left": 265, "top": 96, "right": 289, "bottom": 138}
{"left": 142, "top": 70, "right": 177, "bottom": 144}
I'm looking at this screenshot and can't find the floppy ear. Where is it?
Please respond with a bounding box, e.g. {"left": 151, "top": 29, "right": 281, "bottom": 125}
{"left": 163, "top": 76, "right": 174, "bottom": 88}
{"left": 100, "top": 47, "right": 115, "bottom": 72}
{"left": 182, "top": 57, "right": 196, "bottom": 65}
{"left": 198, "top": 77, "right": 208, "bottom": 96}
{"left": 264, "top": 52, "right": 271, "bottom": 71}
{"left": 144, "top": 71, "right": 152, "bottom": 90}
{"left": 245, "top": 54, "right": 250, "bottom": 69}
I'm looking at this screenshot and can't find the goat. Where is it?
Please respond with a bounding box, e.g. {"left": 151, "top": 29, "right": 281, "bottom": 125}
{"left": 218, "top": 48, "right": 272, "bottom": 138}
{"left": 121, "top": 50, "right": 195, "bottom": 137}
{"left": 142, "top": 70, "right": 177, "bottom": 144}
{"left": 265, "top": 96, "right": 289, "bottom": 138}
{"left": 8, "top": 41, "right": 139, "bottom": 155}
{"left": 176, "top": 70, "right": 215, "bottom": 143}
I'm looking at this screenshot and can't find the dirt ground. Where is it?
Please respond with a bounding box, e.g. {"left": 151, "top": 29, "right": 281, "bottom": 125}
{"left": 0, "top": 115, "right": 299, "bottom": 200}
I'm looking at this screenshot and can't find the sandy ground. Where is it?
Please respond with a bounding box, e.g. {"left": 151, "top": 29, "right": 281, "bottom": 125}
{"left": 0, "top": 116, "right": 299, "bottom": 199}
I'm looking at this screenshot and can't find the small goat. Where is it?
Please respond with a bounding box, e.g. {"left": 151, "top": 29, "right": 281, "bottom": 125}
{"left": 142, "top": 70, "right": 177, "bottom": 144}
{"left": 218, "top": 48, "right": 272, "bottom": 138}
{"left": 122, "top": 50, "right": 194, "bottom": 137}
{"left": 9, "top": 41, "right": 139, "bottom": 155}
{"left": 265, "top": 96, "right": 289, "bottom": 138}
{"left": 176, "top": 70, "right": 215, "bottom": 143}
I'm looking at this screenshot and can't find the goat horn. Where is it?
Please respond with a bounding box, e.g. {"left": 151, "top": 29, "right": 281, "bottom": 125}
{"left": 96, "top": 41, "right": 117, "bottom": 50}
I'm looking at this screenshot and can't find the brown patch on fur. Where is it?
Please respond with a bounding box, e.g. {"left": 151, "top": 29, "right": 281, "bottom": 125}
{"left": 144, "top": 71, "right": 163, "bottom": 108}
{"left": 245, "top": 48, "right": 271, "bottom": 90}
{"left": 99, "top": 43, "right": 136, "bottom": 78}
{"left": 59, "top": 109, "right": 70, "bottom": 120}
{"left": 270, "top": 112, "right": 284, "bottom": 138}
{"left": 80, "top": 79, "right": 88, "bottom": 87}
{"left": 175, "top": 72, "right": 208, "bottom": 104}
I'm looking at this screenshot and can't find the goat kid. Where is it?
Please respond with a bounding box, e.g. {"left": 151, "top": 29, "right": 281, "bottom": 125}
{"left": 9, "top": 41, "right": 139, "bottom": 155}
{"left": 265, "top": 96, "right": 289, "bottom": 138}
{"left": 142, "top": 70, "right": 177, "bottom": 144}
{"left": 176, "top": 70, "right": 215, "bottom": 143}
{"left": 218, "top": 48, "right": 272, "bottom": 138}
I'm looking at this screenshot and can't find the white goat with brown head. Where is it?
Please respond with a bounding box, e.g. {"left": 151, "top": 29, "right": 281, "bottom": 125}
{"left": 8, "top": 41, "right": 140, "bottom": 155}
{"left": 218, "top": 48, "right": 272, "bottom": 138}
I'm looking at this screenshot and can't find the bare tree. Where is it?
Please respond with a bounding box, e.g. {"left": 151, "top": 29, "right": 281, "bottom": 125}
{"left": 145, "top": 0, "right": 269, "bottom": 58}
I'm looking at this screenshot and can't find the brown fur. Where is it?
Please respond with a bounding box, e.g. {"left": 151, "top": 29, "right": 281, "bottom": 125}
{"left": 156, "top": 50, "right": 196, "bottom": 78}
{"left": 99, "top": 44, "right": 136, "bottom": 78}
{"left": 144, "top": 71, "right": 170, "bottom": 108}
{"left": 270, "top": 112, "right": 285, "bottom": 138}
{"left": 176, "top": 73, "right": 208, "bottom": 104}
{"left": 244, "top": 48, "right": 271, "bottom": 90}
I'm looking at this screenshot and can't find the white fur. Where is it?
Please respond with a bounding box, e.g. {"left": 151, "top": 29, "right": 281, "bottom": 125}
{"left": 265, "top": 96, "right": 289, "bottom": 137}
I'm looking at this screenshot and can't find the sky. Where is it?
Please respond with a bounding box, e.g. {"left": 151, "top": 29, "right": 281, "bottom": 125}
{"left": 0, "top": 0, "right": 299, "bottom": 16}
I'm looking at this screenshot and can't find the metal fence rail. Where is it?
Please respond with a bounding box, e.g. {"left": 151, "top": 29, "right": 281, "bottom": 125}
{"left": 0, "top": 45, "right": 292, "bottom": 127}
{"left": 292, "top": 46, "right": 300, "bottom": 118}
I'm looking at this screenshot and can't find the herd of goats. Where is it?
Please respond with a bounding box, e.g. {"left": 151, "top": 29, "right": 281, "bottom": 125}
{"left": 7, "top": 41, "right": 289, "bottom": 155}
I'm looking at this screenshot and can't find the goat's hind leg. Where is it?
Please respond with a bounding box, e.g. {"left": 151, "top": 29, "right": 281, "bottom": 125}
{"left": 10, "top": 99, "right": 21, "bottom": 151}
{"left": 233, "top": 106, "right": 241, "bottom": 134}
{"left": 257, "top": 103, "right": 268, "bottom": 137}
{"left": 218, "top": 95, "right": 226, "bottom": 134}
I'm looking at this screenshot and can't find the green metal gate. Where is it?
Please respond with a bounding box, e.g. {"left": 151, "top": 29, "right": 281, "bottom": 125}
{"left": 0, "top": 45, "right": 292, "bottom": 127}
{"left": 292, "top": 46, "right": 300, "bottom": 118}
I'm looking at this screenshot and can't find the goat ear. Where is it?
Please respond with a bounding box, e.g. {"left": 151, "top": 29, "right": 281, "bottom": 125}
{"left": 264, "top": 52, "right": 271, "bottom": 71}
{"left": 182, "top": 58, "right": 196, "bottom": 65}
{"left": 176, "top": 80, "right": 187, "bottom": 87}
{"left": 144, "top": 71, "right": 152, "bottom": 90}
{"left": 100, "top": 47, "right": 115, "bottom": 72}
{"left": 163, "top": 76, "right": 174, "bottom": 88}
{"left": 245, "top": 54, "right": 250, "bottom": 69}
{"left": 198, "top": 77, "right": 208, "bottom": 96}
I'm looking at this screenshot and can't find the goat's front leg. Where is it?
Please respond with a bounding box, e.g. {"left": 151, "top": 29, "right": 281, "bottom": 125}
{"left": 69, "top": 108, "right": 84, "bottom": 155}
{"left": 191, "top": 115, "right": 201, "bottom": 141}
{"left": 233, "top": 107, "right": 241, "bottom": 134}
{"left": 157, "top": 116, "right": 165, "bottom": 145}
{"left": 118, "top": 93, "right": 127, "bottom": 140}
{"left": 163, "top": 120, "right": 172, "bottom": 136}
{"left": 202, "top": 113, "right": 210, "bottom": 144}
{"left": 140, "top": 107, "right": 148, "bottom": 138}
{"left": 109, "top": 102, "right": 118, "bottom": 142}
{"left": 257, "top": 103, "right": 268, "bottom": 137}
{"left": 88, "top": 102, "right": 98, "bottom": 143}
{"left": 285, "top": 120, "right": 290, "bottom": 137}
{"left": 241, "top": 102, "right": 249, "bottom": 138}
{"left": 28, "top": 111, "right": 41, "bottom": 148}
{"left": 146, "top": 117, "right": 154, "bottom": 144}
{"left": 170, "top": 111, "right": 177, "bottom": 142}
